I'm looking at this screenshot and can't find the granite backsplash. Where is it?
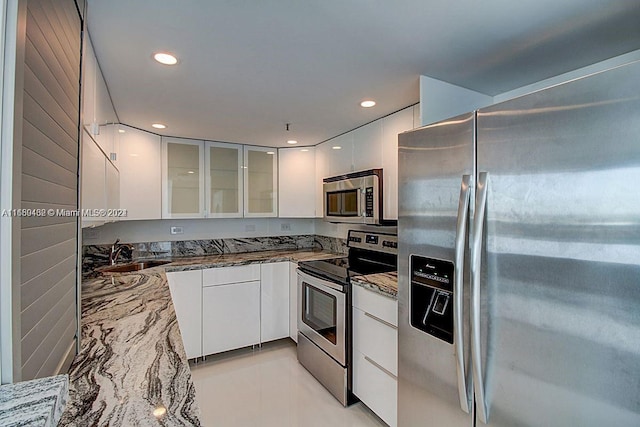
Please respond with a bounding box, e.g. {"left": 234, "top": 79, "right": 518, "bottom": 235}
{"left": 83, "top": 234, "right": 348, "bottom": 278}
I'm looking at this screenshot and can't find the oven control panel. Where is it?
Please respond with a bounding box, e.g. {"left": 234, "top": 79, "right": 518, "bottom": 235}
{"left": 347, "top": 230, "right": 397, "bottom": 255}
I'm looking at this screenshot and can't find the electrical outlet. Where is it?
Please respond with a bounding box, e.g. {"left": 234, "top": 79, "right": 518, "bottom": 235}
{"left": 170, "top": 226, "right": 184, "bottom": 235}
{"left": 245, "top": 224, "right": 256, "bottom": 232}
{"left": 281, "top": 223, "right": 291, "bottom": 231}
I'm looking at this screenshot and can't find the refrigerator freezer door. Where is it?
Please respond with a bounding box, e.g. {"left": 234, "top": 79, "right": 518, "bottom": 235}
{"left": 475, "top": 61, "right": 640, "bottom": 426}
{"left": 398, "top": 112, "right": 475, "bottom": 427}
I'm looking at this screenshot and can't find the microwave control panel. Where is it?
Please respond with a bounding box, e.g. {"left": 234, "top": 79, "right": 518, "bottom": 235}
{"left": 364, "top": 187, "right": 374, "bottom": 217}
{"left": 410, "top": 255, "right": 454, "bottom": 344}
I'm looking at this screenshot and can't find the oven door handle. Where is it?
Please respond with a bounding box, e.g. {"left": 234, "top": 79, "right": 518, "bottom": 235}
{"left": 297, "top": 269, "right": 345, "bottom": 293}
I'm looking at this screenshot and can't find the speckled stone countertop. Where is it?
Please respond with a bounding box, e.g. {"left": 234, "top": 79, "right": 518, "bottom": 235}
{"left": 0, "top": 374, "right": 68, "bottom": 427}
{"left": 351, "top": 271, "right": 398, "bottom": 299}
{"left": 60, "top": 248, "right": 340, "bottom": 426}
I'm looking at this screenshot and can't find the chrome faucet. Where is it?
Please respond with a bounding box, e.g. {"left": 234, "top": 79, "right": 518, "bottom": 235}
{"left": 109, "top": 239, "right": 134, "bottom": 265}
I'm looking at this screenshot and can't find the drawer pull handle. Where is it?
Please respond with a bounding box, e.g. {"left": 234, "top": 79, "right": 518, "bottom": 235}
{"left": 364, "top": 311, "right": 397, "bottom": 330}
{"left": 364, "top": 355, "right": 397, "bottom": 380}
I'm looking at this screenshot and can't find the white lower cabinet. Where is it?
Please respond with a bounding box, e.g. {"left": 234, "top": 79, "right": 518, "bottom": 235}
{"left": 202, "top": 265, "right": 261, "bottom": 355}
{"left": 288, "top": 262, "right": 298, "bottom": 342}
{"left": 166, "top": 270, "right": 203, "bottom": 359}
{"left": 353, "top": 350, "right": 398, "bottom": 427}
{"left": 202, "top": 280, "right": 261, "bottom": 355}
{"left": 168, "top": 262, "right": 293, "bottom": 359}
{"left": 352, "top": 285, "right": 398, "bottom": 427}
{"left": 260, "top": 262, "right": 290, "bottom": 342}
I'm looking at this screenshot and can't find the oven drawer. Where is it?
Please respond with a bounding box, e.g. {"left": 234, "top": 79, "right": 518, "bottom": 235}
{"left": 352, "top": 284, "right": 397, "bottom": 327}
{"left": 353, "top": 349, "right": 397, "bottom": 427}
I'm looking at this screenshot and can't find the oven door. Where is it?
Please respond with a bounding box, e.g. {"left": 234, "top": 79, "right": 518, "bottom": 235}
{"left": 297, "top": 269, "right": 346, "bottom": 366}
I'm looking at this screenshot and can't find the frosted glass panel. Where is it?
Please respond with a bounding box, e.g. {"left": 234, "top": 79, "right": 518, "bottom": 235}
{"left": 247, "top": 150, "right": 274, "bottom": 213}
{"left": 210, "top": 146, "right": 240, "bottom": 214}
{"left": 168, "top": 143, "right": 200, "bottom": 214}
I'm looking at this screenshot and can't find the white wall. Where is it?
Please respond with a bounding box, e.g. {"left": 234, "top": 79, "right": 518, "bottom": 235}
{"left": 419, "top": 76, "right": 493, "bottom": 125}
{"left": 82, "top": 216, "right": 401, "bottom": 244}
{"left": 420, "top": 49, "right": 640, "bottom": 125}
{"left": 493, "top": 49, "right": 640, "bottom": 103}
{"left": 83, "top": 218, "right": 315, "bottom": 245}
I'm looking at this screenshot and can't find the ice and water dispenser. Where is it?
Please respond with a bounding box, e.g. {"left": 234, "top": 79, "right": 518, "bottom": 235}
{"left": 410, "top": 255, "right": 454, "bottom": 344}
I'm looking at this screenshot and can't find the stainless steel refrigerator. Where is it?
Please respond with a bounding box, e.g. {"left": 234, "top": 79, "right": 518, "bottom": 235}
{"left": 397, "top": 60, "right": 640, "bottom": 426}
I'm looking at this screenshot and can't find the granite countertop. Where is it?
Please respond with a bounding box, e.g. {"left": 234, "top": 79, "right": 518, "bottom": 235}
{"left": 0, "top": 374, "right": 68, "bottom": 427}
{"left": 351, "top": 271, "right": 398, "bottom": 299}
{"left": 162, "top": 248, "right": 342, "bottom": 272}
{"left": 60, "top": 248, "right": 341, "bottom": 426}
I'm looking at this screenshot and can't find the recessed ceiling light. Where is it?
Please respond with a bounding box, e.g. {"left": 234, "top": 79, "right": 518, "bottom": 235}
{"left": 332, "top": 146, "right": 342, "bottom": 150}
{"left": 360, "top": 100, "right": 376, "bottom": 108}
{"left": 118, "top": 129, "right": 125, "bottom": 133}
{"left": 287, "top": 140, "right": 298, "bottom": 145}
{"left": 301, "top": 149, "right": 309, "bottom": 152}
{"left": 152, "top": 123, "right": 166, "bottom": 129}
{"left": 187, "top": 170, "right": 195, "bottom": 174}
{"left": 266, "top": 151, "right": 275, "bottom": 155}
{"left": 153, "top": 52, "right": 178, "bottom": 65}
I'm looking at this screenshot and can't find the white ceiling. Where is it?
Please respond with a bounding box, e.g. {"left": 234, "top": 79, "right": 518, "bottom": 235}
{"left": 87, "top": 0, "right": 640, "bottom": 147}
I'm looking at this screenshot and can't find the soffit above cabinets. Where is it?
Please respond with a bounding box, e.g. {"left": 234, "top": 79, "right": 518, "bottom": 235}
{"left": 87, "top": 0, "right": 640, "bottom": 147}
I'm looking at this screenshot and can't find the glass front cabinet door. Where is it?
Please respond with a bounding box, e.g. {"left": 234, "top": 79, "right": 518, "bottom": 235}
{"left": 244, "top": 146, "right": 278, "bottom": 217}
{"left": 206, "top": 141, "right": 243, "bottom": 217}
{"left": 162, "top": 139, "right": 276, "bottom": 218}
{"left": 162, "top": 138, "right": 205, "bottom": 218}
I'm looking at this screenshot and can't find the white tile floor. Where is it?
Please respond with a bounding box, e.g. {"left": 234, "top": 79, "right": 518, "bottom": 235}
{"left": 190, "top": 339, "right": 387, "bottom": 427}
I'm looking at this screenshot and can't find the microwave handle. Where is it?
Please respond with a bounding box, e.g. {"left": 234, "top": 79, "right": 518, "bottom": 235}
{"left": 360, "top": 187, "right": 366, "bottom": 217}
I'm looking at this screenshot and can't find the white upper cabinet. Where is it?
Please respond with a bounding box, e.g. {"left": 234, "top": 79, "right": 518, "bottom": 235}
{"left": 244, "top": 146, "right": 278, "bottom": 217}
{"left": 106, "top": 161, "right": 120, "bottom": 212}
{"left": 118, "top": 125, "right": 162, "bottom": 220}
{"left": 382, "top": 106, "right": 415, "bottom": 220}
{"left": 82, "top": 35, "right": 118, "bottom": 158}
{"left": 352, "top": 120, "right": 383, "bottom": 172}
{"left": 81, "top": 132, "right": 106, "bottom": 228}
{"left": 206, "top": 141, "right": 243, "bottom": 217}
{"left": 326, "top": 132, "right": 354, "bottom": 176}
{"left": 81, "top": 129, "right": 120, "bottom": 228}
{"left": 315, "top": 141, "right": 330, "bottom": 217}
{"left": 161, "top": 139, "right": 278, "bottom": 218}
{"left": 162, "top": 137, "right": 205, "bottom": 218}
{"left": 278, "top": 147, "right": 316, "bottom": 218}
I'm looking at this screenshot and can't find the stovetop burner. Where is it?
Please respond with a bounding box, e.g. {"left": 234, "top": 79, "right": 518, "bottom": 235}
{"left": 298, "top": 231, "right": 397, "bottom": 286}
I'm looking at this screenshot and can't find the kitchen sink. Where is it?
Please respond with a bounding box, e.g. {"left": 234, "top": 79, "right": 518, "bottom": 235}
{"left": 100, "top": 260, "right": 171, "bottom": 274}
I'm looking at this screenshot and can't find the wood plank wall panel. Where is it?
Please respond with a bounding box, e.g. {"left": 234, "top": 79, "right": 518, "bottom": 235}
{"left": 20, "top": 0, "right": 81, "bottom": 380}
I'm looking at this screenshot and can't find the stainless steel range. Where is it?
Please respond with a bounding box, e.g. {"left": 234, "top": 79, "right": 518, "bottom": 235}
{"left": 297, "top": 230, "right": 397, "bottom": 406}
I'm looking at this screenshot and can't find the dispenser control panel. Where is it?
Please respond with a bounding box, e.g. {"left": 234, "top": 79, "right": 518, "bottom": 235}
{"left": 410, "top": 255, "right": 454, "bottom": 344}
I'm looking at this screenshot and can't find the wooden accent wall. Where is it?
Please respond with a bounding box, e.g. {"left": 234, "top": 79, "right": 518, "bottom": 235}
{"left": 20, "top": 0, "right": 81, "bottom": 380}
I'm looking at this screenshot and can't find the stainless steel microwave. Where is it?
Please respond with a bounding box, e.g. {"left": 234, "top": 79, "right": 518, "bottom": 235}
{"left": 323, "top": 169, "right": 389, "bottom": 225}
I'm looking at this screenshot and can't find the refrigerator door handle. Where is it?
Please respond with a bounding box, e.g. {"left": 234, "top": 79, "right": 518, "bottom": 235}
{"left": 454, "top": 174, "right": 472, "bottom": 414}
{"left": 471, "top": 171, "right": 489, "bottom": 424}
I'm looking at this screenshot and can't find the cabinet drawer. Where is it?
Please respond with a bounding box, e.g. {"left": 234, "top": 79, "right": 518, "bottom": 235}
{"left": 202, "top": 264, "right": 260, "bottom": 287}
{"left": 352, "top": 284, "right": 397, "bottom": 327}
{"left": 353, "top": 307, "right": 397, "bottom": 376}
{"left": 353, "top": 350, "right": 397, "bottom": 427}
